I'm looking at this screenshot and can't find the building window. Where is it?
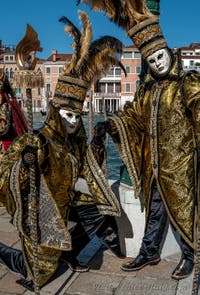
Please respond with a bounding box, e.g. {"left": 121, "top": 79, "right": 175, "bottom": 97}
{"left": 10, "top": 68, "right": 13, "bottom": 79}
{"left": 126, "top": 83, "right": 131, "bottom": 92}
{"left": 38, "top": 88, "right": 41, "bottom": 95}
{"left": 115, "top": 68, "right": 121, "bottom": 76}
{"left": 115, "top": 83, "right": 121, "bottom": 92}
{"left": 10, "top": 55, "right": 14, "bottom": 61}
{"left": 59, "top": 67, "right": 63, "bottom": 74}
{"left": 100, "top": 83, "right": 106, "bottom": 93}
{"left": 125, "top": 66, "right": 130, "bottom": 74}
{"left": 123, "top": 52, "right": 132, "bottom": 58}
{"left": 5, "top": 56, "right": 9, "bottom": 61}
{"left": 134, "top": 52, "right": 141, "bottom": 58}
{"left": 136, "top": 66, "right": 141, "bottom": 74}
{"left": 190, "top": 60, "right": 194, "bottom": 66}
{"left": 46, "top": 67, "right": 51, "bottom": 74}
{"left": 107, "top": 83, "right": 114, "bottom": 93}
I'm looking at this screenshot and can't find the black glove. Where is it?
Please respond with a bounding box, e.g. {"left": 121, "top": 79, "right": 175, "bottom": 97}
{"left": 21, "top": 145, "right": 38, "bottom": 167}
{"left": 93, "top": 122, "right": 107, "bottom": 146}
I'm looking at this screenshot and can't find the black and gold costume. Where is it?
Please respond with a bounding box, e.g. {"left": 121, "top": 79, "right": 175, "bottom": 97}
{"left": 0, "top": 10, "right": 124, "bottom": 289}
{"left": 105, "top": 52, "right": 200, "bottom": 249}
{"left": 0, "top": 102, "right": 121, "bottom": 287}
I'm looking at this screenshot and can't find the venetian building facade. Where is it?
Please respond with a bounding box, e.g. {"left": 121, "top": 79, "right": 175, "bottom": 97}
{"left": 0, "top": 43, "right": 45, "bottom": 112}
{"left": 1, "top": 41, "right": 200, "bottom": 114}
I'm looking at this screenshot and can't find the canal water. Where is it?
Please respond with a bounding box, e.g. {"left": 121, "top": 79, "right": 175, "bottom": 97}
{"left": 33, "top": 112, "right": 123, "bottom": 181}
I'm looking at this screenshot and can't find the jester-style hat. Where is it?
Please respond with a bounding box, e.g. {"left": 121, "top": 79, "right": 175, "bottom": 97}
{"left": 53, "top": 9, "right": 126, "bottom": 111}
{"left": 77, "top": 0, "right": 167, "bottom": 59}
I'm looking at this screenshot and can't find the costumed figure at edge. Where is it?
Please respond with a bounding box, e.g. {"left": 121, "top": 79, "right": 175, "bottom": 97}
{"left": 0, "top": 68, "right": 28, "bottom": 207}
{"left": 0, "top": 10, "right": 126, "bottom": 290}
{"left": 0, "top": 68, "right": 27, "bottom": 158}
{"left": 77, "top": 0, "right": 200, "bottom": 280}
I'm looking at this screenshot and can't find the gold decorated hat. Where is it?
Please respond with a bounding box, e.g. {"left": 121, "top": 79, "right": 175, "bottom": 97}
{"left": 78, "top": 0, "right": 168, "bottom": 59}
{"left": 52, "top": 9, "right": 126, "bottom": 112}
{"left": 53, "top": 75, "right": 90, "bottom": 112}
{"left": 127, "top": 17, "right": 167, "bottom": 59}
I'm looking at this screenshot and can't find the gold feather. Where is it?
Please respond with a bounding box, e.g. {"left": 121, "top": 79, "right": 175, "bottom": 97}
{"left": 60, "top": 10, "right": 125, "bottom": 85}
{"left": 75, "top": 10, "right": 93, "bottom": 72}
{"left": 15, "top": 24, "right": 42, "bottom": 70}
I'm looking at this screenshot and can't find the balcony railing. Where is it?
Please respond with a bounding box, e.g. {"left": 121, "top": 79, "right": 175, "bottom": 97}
{"left": 183, "top": 65, "right": 200, "bottom": 72}
{"left": 94, "top": 92, "right": 121, "bottom": 98}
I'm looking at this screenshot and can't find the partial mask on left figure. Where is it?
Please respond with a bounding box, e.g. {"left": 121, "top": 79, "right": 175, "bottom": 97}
{"left": 59, "top": 109, "right": 81, "bottom": 134}
{"left": 146, "top": 48, "right": 172, "bottom": 76}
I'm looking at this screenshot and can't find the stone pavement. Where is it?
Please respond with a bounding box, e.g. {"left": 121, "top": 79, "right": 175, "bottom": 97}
{"left": 0, "top": 207, "right": 194, "bottom": 295}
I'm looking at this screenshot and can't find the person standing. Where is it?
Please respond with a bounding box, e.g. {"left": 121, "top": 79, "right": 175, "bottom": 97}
{"left": 78, "top": 0, "right": 200, "bottom": 280}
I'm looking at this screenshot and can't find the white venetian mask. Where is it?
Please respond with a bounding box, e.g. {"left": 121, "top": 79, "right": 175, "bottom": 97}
{"left": 146, "top": 48, "right": 171, "bottom": 76}
{"left": 59, "top": 109, "right": 81, "bottom": 134}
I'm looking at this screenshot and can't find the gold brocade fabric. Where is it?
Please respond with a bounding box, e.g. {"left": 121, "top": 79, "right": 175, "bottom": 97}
{"left": 109, "top": 53, "right": 200, "bottom": 249}
{"left": 0, "top": 102, "right": 121, "bottom": 286}
{"left": 83, "top": 145, "right": 121, "bottom": 216}
{"left": 0, "top": 104, "right": 82, "bottom": 285}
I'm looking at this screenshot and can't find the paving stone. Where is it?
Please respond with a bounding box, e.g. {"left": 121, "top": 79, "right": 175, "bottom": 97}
{"left": 115, "top": 276, "right": 178, "bottom": 295}
{"left": 64, "top": 272, "right": 124, "bottom": 295}
{"left": 38, "top": 265, "right": 79, "bottom": 295}
{"left": 0, "top": 292, "right": 18, "bottom": 295}
{"left": 136, "top": 257, "right": 177, "bottom": 280}
{"left": 0, "top": 272, "right": 25, "bottom": 294}
{"left": 0, "top": 264, "right": 8, "bottom": 279}
{"left": 176, "top": 271, "right": 194, "bottom": 295}
{"left": 0, "top": 231, "right": 19, "bottom": 246}
{"left": 89, "top": 251, "right": 136, "bottom": 277}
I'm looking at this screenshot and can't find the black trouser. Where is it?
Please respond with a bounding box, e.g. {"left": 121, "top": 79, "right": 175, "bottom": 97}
{"left": 0, "top": 243, "right": 27, "bottom": 277}
{"left": 65, "top": 204, "right": 121, "bottom": 258}
{"left": 0, "top": 205, "right": 120, "bottom": 277}
{"left": 139, "top": 185, "right": 194, "bottom": 262}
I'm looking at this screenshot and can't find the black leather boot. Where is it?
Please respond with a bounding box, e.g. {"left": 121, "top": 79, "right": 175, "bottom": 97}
{"left": 0, "top": 242, "right": 27, "bottom": 278}
{"left": 121, "top": 254, "right": 161, "bottom": 271}
{"left": 171, "top": 257, "right": 194, "bottom": 280}
{"left": 96, "top": 216, "right": 125, "bottom": 258}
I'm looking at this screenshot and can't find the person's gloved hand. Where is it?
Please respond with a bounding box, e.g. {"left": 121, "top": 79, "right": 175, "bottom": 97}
{"left": 21, "top": 145, "right": 38, "bottom": 167}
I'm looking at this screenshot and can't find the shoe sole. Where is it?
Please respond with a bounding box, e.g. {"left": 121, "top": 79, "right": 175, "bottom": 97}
{"left": 61, "top": 259, "right": 89, "bottom": 273}
{"left": 121, "top": 258, "right": 161, "bottom": 272}
{"left": 171, "top": 272, "right": 193, "bottom": 280}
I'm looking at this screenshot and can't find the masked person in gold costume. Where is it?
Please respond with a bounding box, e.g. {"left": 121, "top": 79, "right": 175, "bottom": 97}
{"left": 77, "top": 0, "right": 200, "bottom": 280}
{"left": 0, "top": 10, "right": 125, "bottom": 290}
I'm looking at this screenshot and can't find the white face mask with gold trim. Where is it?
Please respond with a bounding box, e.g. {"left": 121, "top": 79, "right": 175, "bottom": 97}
{"left": 146, "top": 48, "right": 171, "bottom": 76}
{"left": 59, "top": 109, "right": 81, "bottom": 134}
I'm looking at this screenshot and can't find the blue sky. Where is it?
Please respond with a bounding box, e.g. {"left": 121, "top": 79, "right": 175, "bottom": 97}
{"left": 0, "top": 0, "right": 199, "bottom": 58}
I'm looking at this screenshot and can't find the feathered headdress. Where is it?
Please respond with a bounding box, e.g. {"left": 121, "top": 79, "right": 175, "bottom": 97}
{"left": 76, "top": 0, "right": 167, "bottom": 59}
{"left": 53, "top": 9, "right": 126, "bottom": 111}
{"left": 13, "top": 24, "right": 44, "bottom": 89}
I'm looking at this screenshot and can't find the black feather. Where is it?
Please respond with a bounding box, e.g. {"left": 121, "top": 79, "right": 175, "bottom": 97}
{"left": 59, "top": 16, "right": 81, "bottom": 41}
{"left": 90, "top": 36, "right": 123, "bottom": 56}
